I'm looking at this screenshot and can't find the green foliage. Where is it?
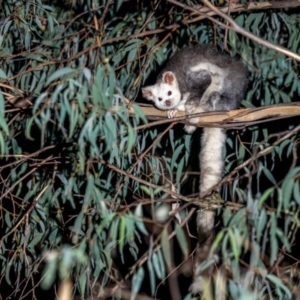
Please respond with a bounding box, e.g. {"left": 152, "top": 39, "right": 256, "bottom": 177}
{"left": 1, "top": 0, "right": 300, "bottom": 299}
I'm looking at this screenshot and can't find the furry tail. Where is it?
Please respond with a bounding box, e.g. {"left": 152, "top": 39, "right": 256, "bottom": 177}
{"left": 191, "top": 127, "right": 226, "bottom": 294}
{"left": 199, "top": 127, "right": 226, "bottom": 197}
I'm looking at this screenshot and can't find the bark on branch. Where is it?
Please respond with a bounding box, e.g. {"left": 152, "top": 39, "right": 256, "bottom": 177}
{"left": 122, "top": 102, "right": 300, "bottom": 128}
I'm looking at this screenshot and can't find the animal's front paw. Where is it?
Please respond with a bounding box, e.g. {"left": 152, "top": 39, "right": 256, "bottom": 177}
{"left": 167, "top": 109, "right": 178, "bottom": 119}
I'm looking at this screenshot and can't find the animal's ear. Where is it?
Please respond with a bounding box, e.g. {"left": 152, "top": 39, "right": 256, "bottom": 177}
{"left": 141, "top": 86, "right": 155, "bottom": 101}
{"left": 162, "top": 71, "right": 177, "bottom": 85}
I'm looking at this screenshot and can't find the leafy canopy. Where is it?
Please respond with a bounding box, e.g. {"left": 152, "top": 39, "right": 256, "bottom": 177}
{"left": 1, "top": 1, "right": 300, "bottom": 299}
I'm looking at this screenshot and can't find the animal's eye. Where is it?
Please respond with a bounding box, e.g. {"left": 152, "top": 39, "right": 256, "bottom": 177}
{"left": 168, "top": 91, "right": 172, "bottom": 96}
{"left": 158, "top": 97, "right": 162, "bottom": 101}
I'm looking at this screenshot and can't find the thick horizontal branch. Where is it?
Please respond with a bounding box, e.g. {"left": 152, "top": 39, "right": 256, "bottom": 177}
{"left": 6, "top": 96, "right": 300, "bottom": 129}
{"left": 124, "top": 103, "right": 300, "bottom": 128}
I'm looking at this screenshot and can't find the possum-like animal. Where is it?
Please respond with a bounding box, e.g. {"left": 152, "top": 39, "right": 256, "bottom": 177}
{"left": 142, "top": 44, "right": 248, "bottom": 293}
{"left": 142, "top": 45, "right": 248, "bottom": 133}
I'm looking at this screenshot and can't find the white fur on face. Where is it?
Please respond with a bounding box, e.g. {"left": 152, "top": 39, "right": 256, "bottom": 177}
{"left": 142, "top": 82, "right": 181, "bottom": 110}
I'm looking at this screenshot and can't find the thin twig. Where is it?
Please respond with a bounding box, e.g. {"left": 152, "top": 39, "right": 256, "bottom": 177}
{"left": 168, "top": 0, "right": 300, "bottom": 62}
{"left": 111, "top": 122, "right": 175, "bottom": 204}
{"left": 216, "top": 123, "right": 300, "bottom": 190}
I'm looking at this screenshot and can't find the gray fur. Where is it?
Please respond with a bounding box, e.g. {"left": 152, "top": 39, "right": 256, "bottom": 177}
{"left": 157, "top": 44, "right": 248, "bottom": 112}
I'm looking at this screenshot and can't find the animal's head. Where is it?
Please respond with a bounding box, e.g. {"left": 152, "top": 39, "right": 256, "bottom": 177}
{"left": 141, "top": 71, "right": 181, "bottom": 110}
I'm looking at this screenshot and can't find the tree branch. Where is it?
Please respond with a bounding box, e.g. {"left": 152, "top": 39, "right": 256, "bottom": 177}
{"left": 168, "top": 0, "right": 300, "bottom": 62}
{"left": 185, "top": 1, "right": 300, "bottom": 24}
{"left": 122, "top": 102, "right": 300, "bottom": 129}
